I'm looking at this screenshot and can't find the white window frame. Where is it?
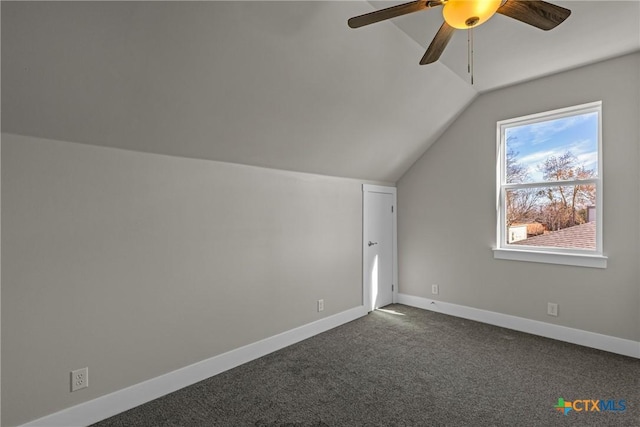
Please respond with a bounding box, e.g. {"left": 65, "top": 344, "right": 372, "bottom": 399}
{"left": 493, "top": 101, "right": 607, "bottom": 268}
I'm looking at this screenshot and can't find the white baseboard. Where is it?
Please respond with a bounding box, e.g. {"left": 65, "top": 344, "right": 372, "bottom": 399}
{"left": 20, "top": 306, "right": 368, "bottom": 427}
{"left": 397, "top": 293, "right": 640, "bottom": 359}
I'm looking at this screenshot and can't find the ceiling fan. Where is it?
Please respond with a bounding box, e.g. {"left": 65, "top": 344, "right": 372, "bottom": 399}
{"left": 348, "top": 0, "right": 571, "bottom": 66}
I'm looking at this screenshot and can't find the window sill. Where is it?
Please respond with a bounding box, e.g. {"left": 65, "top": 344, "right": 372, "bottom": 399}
{"left": 493, "top": 248, "right": 607, "bottom": 268}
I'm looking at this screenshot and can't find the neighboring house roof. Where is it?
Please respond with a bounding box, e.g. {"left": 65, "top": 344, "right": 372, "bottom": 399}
{"left": 511, "top": 222, "right": 596, "bottom": 249}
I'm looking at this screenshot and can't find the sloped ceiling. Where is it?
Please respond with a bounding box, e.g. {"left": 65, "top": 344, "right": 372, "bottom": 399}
{"left": 2, "top": 1, "right": 639, "bottom": 182}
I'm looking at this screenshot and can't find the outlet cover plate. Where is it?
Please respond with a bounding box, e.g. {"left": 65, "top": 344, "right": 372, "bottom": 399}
{"left": 71, "top": 367, "right": 88, "bottom": 392}
{"left": 547, "top": 303, "right": 558, "bottom": 317}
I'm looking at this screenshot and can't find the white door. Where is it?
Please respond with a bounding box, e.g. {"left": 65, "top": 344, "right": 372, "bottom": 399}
{"left": 363, "top": 185, "right": 396, "bottom": 312}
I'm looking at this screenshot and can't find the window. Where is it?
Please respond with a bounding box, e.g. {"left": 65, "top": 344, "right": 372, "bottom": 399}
{"left": 494, "top": 101, "right": 606, "bottom": 268}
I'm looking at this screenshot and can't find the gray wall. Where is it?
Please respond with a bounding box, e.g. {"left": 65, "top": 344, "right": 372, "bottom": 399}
{"left": 398, "top": 53, "right": 640, "bottom": 342}
{"left": 1, "top": 134, "right": 365, "bottom": 426}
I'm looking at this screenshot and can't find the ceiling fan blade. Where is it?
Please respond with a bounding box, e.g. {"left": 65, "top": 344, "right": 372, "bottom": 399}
{"left": 420, "top": 22, "right": 455, "bottom": 65}
{"left": 497, "top": 0, "right": 571, "bottom": 31}
{"left": 348, "top": 1, "right": 432, "bottom": 29}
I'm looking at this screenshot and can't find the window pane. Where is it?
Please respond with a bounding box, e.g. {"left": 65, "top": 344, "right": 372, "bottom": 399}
{"left": 506, "top": 185, "right": 596, "bottom": 250}
{"left": 505, "top": 111, "right": 598, "bottom": 183}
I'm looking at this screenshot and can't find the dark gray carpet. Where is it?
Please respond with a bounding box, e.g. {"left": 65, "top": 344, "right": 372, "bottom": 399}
{"left": 93, "top": 304, "right": 639, "bottom": 426}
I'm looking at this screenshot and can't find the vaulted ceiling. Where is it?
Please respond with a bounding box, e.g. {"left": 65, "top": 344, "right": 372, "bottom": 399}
{"left": 2, "top": 1, "right": 639, "bottom": 182}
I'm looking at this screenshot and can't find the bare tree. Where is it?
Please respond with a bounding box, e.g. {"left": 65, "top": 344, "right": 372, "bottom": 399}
{"left": 506, "top": 147, "right": 528, "bottom": 184}
{"left": 537, "top": 151, "right": 596, "bottom": 229}
{"left": 505, "top": 147, "right": 540, "bottom": 226}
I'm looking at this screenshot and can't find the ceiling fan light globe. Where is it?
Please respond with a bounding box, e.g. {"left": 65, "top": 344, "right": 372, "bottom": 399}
{"left": 442, "top": 0, "right": 502, "bottom": 29}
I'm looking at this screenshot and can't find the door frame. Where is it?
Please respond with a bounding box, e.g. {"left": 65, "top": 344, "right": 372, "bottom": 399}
{"left": 362, "top": 184, "right": 398, "bottom": 312}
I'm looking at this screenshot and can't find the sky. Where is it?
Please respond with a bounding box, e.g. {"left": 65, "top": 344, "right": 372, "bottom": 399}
{"left": 505, "top": 111, "right": 598, "bottom": 183}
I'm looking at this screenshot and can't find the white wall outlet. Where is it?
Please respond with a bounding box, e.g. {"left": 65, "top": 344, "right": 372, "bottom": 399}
{"left": 71, "top": 367, "right": 88, "bottom": 392}
{"left": 547, "top": 302, "right": 559, "bottom": 317}
{"left": 317, "top": 299, "right": 324, "bottom": 312}
{"left": 431, "top": 284, "right": 439, "bottom": 295}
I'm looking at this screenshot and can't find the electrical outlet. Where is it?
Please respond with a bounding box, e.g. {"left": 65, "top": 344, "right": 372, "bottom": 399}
{"left": 547, "top": 303, "right": 558, "bottom": 317}
{"left": 71, "top": 367, "right": 88, "bottom": 392}
{"left": 317, "top": 299, "right": 324, "bottom": 312}
{"left": 431, "top": 284, "right": 439, "bottom": 295}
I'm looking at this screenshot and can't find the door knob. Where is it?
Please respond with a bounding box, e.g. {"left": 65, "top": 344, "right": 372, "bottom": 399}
{"left": 368, "top": 241, "right": 378, "bottom": 247}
